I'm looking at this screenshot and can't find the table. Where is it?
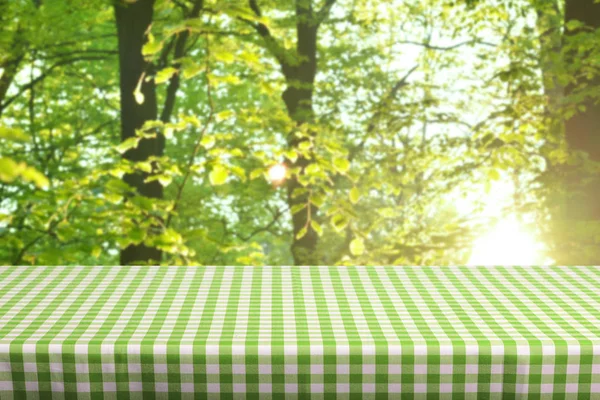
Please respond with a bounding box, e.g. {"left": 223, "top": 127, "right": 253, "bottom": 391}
{"left": 0, "top": 266, "right": 599, "bottom": 399}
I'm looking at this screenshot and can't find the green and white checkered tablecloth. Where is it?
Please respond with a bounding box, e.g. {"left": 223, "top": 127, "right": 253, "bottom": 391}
{"left": 0, "top": 266, "right": 599, "bottom": 399}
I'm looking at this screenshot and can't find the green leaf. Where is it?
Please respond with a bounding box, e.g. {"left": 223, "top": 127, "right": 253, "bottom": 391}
{"left": 377, "top": 208, "right": 395, "bottom": 218}
{"left": 209, "top": 165, "right": 229, "bottom": 186}
{"left": 310, "top": 220, "right": 323, "bottom": 236}
{"left": 349, "top": 187, "right": 360, "bottom": 204}
{"left": 291, "top": 187, "right": 308, "bottom": 199}
{"left": 333, "top": 157, "right": 350, "bottom": 174}
{"left": 215, "top": 110, "right": 234, "bottom": 122}
{"left": 131, "top": 195, "right": 154, "bottom": 211}
{"left": 305, "top": 163, "right": 320, "bottom": 175}
{"left": 129, "top": 227, "right": 146, "bottom": 245}
{"left": 229, "top": 165, "right": 247, "bottom": 182}
{"left": 0, "top": 126, "right": 30, "bottom": 142}
{"left": 213, "top": 50, "right": 235, "bottom": 64}
{"left": 116, "top": 137, "right": 140, "bottom": 154}
{"left": 201, "top": 135, "right": 215, "bottom": 149}
{"left": 137, "top": 161, "right": 153, "bottom": 173}
{"left": 290, "top": 203, "right": 306, "bottom": 215}
{"left": 310, "top": 192, "right": 326, "bottom": 208}
{"left": 0, "top": 158, "right": 19, "bottom": 182}
{"left": 21, "top": 166, "right": 49, "bottom": 189}
{"left": 298, "top": 141, "right": 312, "bottom": 152}
{"left": 106, "top": 179, "right": 132, "bottom": 194}
{"left": 296, "top": 225, "right": 308, "bottom": 240}
{"left": 566, "top": 20, "right": 584, "bottom": 31}
{"left": 92, "top": 246, "right": 102, "bottom": 258}
{"left": 142, "top": 33, "right": 163, "bottom": 56}
{"left": 158, "top": 174, "right": 172, "bottom": 187}
{"left": 0, "top": 158, "right": 49, "bottom": 189}
{"left": 249, "top": 168, "right": 264, "bottom": 180}
{"left": 219, "top": 4, "right": 261, "bottom": 21}
{"left": 155, "top": 67, "right": 177, "bottom": 84}
{"left": 56, "top": 221, "right": 76, "bottom": 242}
{"left": 134, "top": 88, "right": 144, "bottom": 105}
{"left": 488, "top": 168, "right": 500, "bottom": 181}
{"left": 181, "top": 60, "right": 203, "bottom": 79}
{"left": 331, "top": 214, "right": 349, "bottom": 232}
{"left": 104, "top": 193, "right": 123, "bottom": 204}
{"left": 285, "top": 150, "right": 298, "bottom": 163}
{"left": 350, "top": 237, "right": 365, "bottom": 256}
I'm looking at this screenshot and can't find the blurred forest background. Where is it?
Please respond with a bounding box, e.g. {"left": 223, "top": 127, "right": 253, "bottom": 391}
{"left": 1, "top": 0, "right": 599, "bottom": 266}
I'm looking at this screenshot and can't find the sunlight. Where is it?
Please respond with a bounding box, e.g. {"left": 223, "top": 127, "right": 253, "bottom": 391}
{"left": 268, "top": 163, "right": 287, "bottom": 184}
{"left": 467, "top": 216, "right": 545, "bottom": 266}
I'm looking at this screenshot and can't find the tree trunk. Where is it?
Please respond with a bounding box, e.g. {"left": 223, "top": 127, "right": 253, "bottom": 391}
{"left": 0, "top": 54, "right": 24, "bottom": 115}
{"left": 282, "top": 3, "right": 320, "bottom": 265}
{"left": 534, "top": 0, "right": 566, "bottom": 261}
{"left": 558, "top": 0, "right": 600, "bottom": 263}
{"left": 114, "top": 0, "right": 163, "bottom": 265}
{"left": 247, "top": 0, "right": 335, "bottom": 264}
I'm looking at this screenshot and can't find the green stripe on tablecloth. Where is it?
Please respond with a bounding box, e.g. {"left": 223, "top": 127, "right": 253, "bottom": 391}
{"left": 6, "top": 267, "right": 70, "bottom": 393}
{"left": 288, "top": 268, "right": 308, "bottom": 346}
{"left": 447, "top": 268, "right": 520, "bottom": 392}
{"left": 131, "top": 268, "right": 185, "bottom": 396}
{"left": 433, "top": 268, "right": 504, "bottom": 394}
{"left": 518, "top": 267, "right": 598, "bottom": 338}
{"left": 387, "top": 268, "right": 435, "bottom": 342}
{"left": 271, "top": 267, "right": 284, "bottom": 342}
{"left": 192, "top": 267, "right": 225, "bottom": 345}
{"left": 163, "top": 267, "right": 201, "bottom": 395}
{"left": 326, "top": 266, "right": 362, "bottom": 343}
{"left": 508, "top": 267, "right": 592, "bottom": 340}
{"left": 0, "top": 266, "right": 28, "bottom": 295}
{"left": 306, "top": 267, "right": 336, "bottom": 343}
{"left": 534, "top": 267, "right": 600, "bottom": 396}
{"left": 364, "top": 267, "right": 410, "bottom": 340}
{"left": 83, "top": 264, "right": 150, "bottom": 400}
{"left": 0, "top": 267, "right": 54, "bottom": 331}
{"left": 543, "top": 267, "right": 600, "bottom": 325}
{"left": 242, "top": 266, "right": 260, "bottom": 393}
{"left": 32, "top": 268, "right": 105, "bottom": 397}
{"left": 507, "top": 267, "right": 597, "bottom": 396}
{"left": 481, "top": 267, "right": 568, "bottom": 340}
{"left": 348, "top": 266, "right": 388, "bottom": 340}
{"left": 341, "top": 267, "right": 386, "bottom": 392}
{"left": 418, "top": 268, "right": 486, "bottom": 394}
{"left": 477, "top": 267, "right": 570, "bottom": 394}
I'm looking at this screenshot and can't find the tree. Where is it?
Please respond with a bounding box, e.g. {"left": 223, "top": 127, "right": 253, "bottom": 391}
{"left": 114, "top": 0, "right": 163, "bottom": 264}
{"left": 241, "top": 0, "right": 337, "bottom": 265}
{"left": 559, "top": 0, "right": 600, "bottom": 263}
{"left": 536, "top": 0, "right": 600, "bottom": 263}
{"left": 5, "top": 0, "right": 594, "bottom": 267}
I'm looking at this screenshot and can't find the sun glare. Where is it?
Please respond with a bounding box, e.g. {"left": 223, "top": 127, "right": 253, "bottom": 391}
{"left": 268, "top": 163, "right": 287, "bottom": 184}
{"left": 467, "top": 216, "right": 545, "bottom": 266}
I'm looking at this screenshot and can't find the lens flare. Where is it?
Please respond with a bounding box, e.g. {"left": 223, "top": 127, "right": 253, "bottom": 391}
{"left": 268, "top": 163, "right": 287, "bottom": 184}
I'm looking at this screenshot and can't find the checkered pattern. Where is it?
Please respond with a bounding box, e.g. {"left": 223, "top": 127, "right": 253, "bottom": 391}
{"left": 0, "top": 266, "right": 599, "bottom": 399}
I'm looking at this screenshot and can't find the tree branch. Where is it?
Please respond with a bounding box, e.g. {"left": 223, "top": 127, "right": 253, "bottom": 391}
{"left": 160, "top": 0, "right": 204, "bottom": 123}
{"left": 349, "top": 64, "right": 419, "bottom": 161}
{"left": 241, "top": 0, "right": 291, "bottom": 72}
{"left": 235, "top": 207, "right": 285, "bottom": 242}
{"left": 397, "top": 39, "right": 496, "bottom": 50}
{"left": 0, "top": 55, "right": 112, "bottom": 114}
{"left": 12, "top": 195, "right": 79, "bottom": 265}
{"left": 316, "top": 0, "right": 337, "bottom": 25}
{"left": 165, "top": 33, "right": 214, "bottom": 229}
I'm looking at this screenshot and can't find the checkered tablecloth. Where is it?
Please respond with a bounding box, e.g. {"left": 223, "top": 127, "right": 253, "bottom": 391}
{"left": 0, "top": 266, "right": 599, "bottom": 399}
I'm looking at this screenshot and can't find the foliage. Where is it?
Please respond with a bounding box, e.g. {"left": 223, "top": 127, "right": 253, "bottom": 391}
{"left": 1, "top": 0, "right": 599, "bottom": 265}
